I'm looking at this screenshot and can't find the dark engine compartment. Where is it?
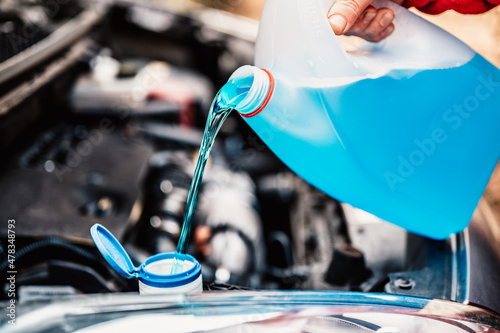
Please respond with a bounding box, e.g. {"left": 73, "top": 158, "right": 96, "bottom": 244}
{"left": 0, "top": 0, "right": 499, "bottom": 315}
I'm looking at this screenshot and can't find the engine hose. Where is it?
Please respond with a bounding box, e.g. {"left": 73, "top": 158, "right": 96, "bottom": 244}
{"left": 0, "top": 237, "right": 129, "bottom": 289}
{"left": 208, "top": 224, "right": 257, "bottom": 276}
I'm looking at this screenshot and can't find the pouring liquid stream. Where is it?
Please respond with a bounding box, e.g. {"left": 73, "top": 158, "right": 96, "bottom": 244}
{"left": 170, "top": 75, "right": 254, "bottom": 274}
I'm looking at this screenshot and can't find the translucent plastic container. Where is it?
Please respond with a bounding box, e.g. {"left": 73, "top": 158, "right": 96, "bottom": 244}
{"left": 230, "top": 0, "right": 500, "bottom": 239}
{"left": 138, "top": 253, "right": 202, "bottom": 295}
{"left": 90, "top": 224, "right": 202, "bottom": 295}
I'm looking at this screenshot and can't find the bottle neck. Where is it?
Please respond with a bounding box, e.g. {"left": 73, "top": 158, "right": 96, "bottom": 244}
{"left": 229, "top": 65, "right": 274, "bottom": 117}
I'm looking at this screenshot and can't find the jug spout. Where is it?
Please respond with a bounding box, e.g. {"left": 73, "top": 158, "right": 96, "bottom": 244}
{"left": 229, "top": 65, "right": 274, "bottom": 118}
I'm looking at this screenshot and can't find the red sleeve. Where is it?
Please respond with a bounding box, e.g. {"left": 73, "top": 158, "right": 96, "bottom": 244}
{"left": 403, "top": 0, "right": 499, "bottom": 14}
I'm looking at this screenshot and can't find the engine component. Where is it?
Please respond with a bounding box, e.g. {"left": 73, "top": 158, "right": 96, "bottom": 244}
{"left": 197, "top": 166, "right": 265, "bottom": 287}
{"left": 125, "top": 151, "right": 192, "bottom": 255}
{"left": 324, "top": 243, "right": 371, "bottom": 287}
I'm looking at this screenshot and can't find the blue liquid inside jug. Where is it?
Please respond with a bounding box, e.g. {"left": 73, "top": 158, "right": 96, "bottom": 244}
{"left": 244, "top": 54, "right": 500, "bottom": 239}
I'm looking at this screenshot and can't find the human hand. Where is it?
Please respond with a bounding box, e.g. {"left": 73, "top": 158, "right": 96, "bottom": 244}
{"left": 328, "top": 0, "right": 399, "bottom": 42}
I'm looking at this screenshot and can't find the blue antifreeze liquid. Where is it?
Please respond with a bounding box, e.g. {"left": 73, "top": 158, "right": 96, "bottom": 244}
{"left": 243, "top": 54, "right": 500, "bottom": 240}
{"left": 170, "top": 74, "right": 254, "bottom": 274}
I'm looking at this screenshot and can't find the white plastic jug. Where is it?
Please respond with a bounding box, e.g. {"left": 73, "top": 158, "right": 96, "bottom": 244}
{"left": 228, "top": 0, "right": 500, "bottom": 239}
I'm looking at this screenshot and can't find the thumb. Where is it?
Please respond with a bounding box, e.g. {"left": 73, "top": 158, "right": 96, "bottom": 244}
{"left": 328, "top": 0, "right": 374, "bottom": 34}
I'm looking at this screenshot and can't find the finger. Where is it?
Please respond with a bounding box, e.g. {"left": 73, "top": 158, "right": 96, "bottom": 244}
{"left": 363, "top": 8, "right": 394, "bottom": 40}
{"left": 345, "top": 6, "right": 377, "bottom": 35}
{"left": 328, "top": 0, "right": 374, "bottom": 35}
{"left": 366, "top": 23, "right": 395, "bottom": 42}
{"left": 378, "top": 23, "right": 395, "bottom": 40}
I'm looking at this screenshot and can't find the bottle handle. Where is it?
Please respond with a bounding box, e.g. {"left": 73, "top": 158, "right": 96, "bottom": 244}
{"left": 255, "top": 0, "right": 363, "bottom": 79}
{"left": 345, "top": 0, "right": 474, "bottom": 73}
{"left": 255, "top": 0, "right": 474, "bottom": 80}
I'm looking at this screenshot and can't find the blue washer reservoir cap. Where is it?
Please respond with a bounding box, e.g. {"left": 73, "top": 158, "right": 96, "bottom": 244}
{"left": 90, "top": 223, "right": 137, "bottom": 279}
{"left": 91, "top": 223, "right": 202, "bottom": 293}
